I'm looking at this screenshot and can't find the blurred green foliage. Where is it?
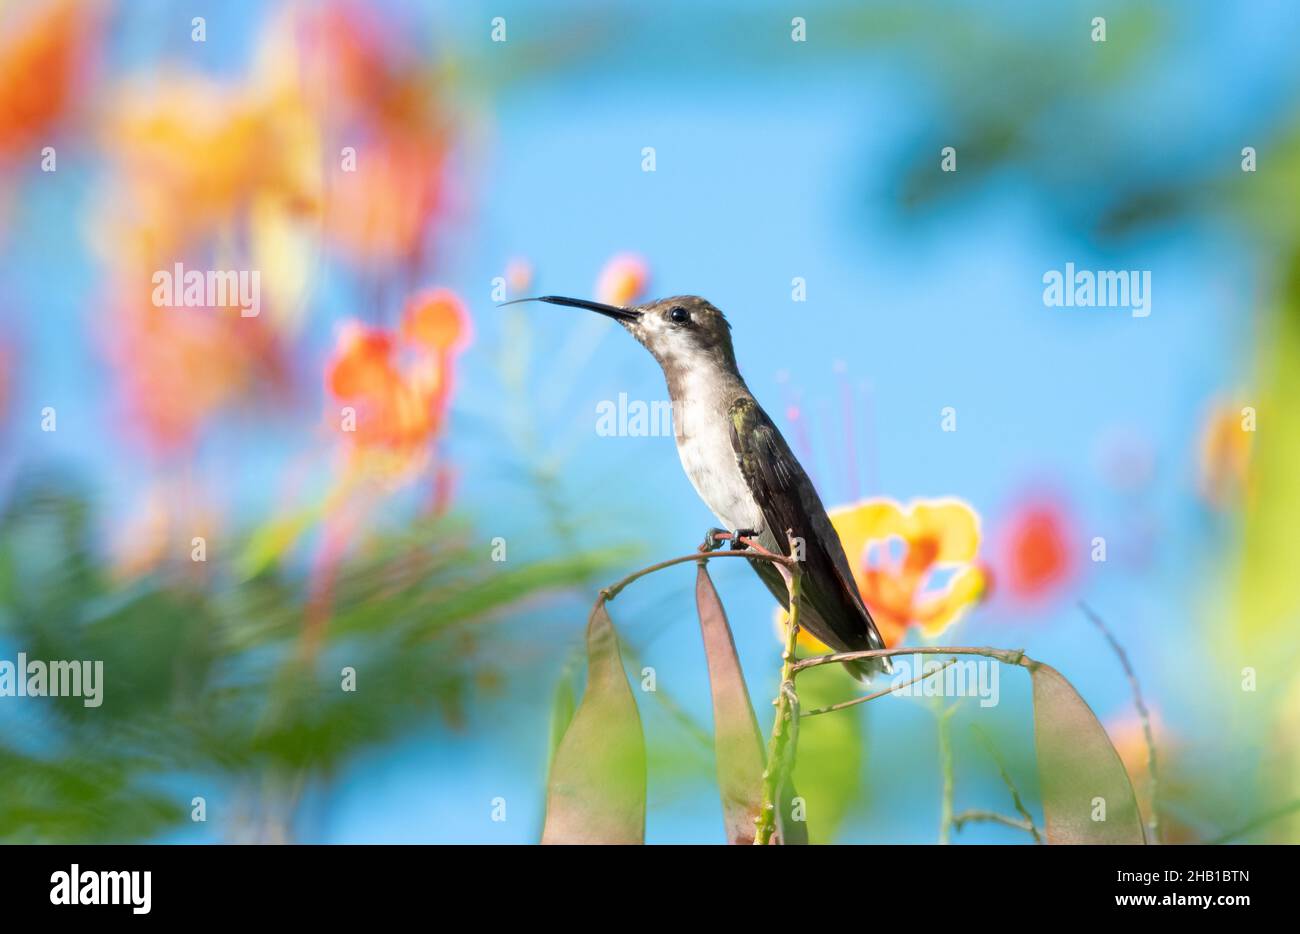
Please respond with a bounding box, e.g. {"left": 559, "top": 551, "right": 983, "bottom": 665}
{"left": 0, "top": 470, "right": 623, "bottom": 842}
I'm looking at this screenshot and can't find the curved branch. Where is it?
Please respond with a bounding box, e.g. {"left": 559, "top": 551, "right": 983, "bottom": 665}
{"left": 952, "top": 809, "right": 1037, "bottom": 835}
{"left": 597, "top": 539, "right": 795, "bottom": 604}
{"left": 801, "top": 658, "right": 959, "bottom": 718}
{"left": 792, "top": 645, "right": 1031, "bottom": 675}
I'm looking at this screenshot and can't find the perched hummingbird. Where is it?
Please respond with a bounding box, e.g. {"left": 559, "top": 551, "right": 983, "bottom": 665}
{"left": 506, "top": 294, "right": 889, "bottom": 680}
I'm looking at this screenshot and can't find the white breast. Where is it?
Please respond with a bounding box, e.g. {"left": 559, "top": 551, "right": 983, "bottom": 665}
{"left": 673, "top": 395, "right": 764, "bottom": 534}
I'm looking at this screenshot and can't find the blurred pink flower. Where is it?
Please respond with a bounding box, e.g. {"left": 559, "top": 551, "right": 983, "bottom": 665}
{"left": 296, "top": 2, "right": 455, "bottom": 270}
{"left": 505, "top": 257, "right": 533, "bottom": 295}
{"left": 101, "top": 294, "right": 289, "bottom": 455}
{"left": 595, "top": 253, "right": 649, "bottom": 306}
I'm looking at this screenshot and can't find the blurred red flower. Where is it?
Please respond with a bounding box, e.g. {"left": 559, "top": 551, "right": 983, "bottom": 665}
{"left": 996, "top": 495, "right": 1075, "bottom": 602}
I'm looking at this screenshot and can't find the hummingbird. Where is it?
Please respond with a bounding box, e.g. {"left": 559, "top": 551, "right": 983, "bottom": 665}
{"left": 504, "top": 294, "right": 889, "bottom": 680}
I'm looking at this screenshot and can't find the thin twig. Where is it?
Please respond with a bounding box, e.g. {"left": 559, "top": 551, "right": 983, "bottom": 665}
{"left": 1205, "top": 799, "right": 1300, "bottom": 845}
{"left": 598, "top": 541, "right": 794, "bottom": 604}
{"left": 792, "top": 645, "right": 1030, "bottom": 675}
{"left": 972, "top": 725, "right": 1043, "bottom": 844}
{"left": 1079, "top": 600, "right": 1160, "bottom": 844}
{"left": 801, "top": 658, "right": 958, "bottom": 717}
{"left": 937, "top": 699, "right": 956, "bottom": 844}
{"left": 952, "top": 809, "right": 1037, "bottom": 834}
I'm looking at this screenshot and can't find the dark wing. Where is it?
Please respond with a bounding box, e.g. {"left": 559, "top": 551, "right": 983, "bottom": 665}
{"left": 727, "top": 396, "right": 888, "bottom": 678}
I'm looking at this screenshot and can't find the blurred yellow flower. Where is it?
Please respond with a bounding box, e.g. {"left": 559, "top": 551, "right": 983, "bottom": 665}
{"left": 778, "top": 497, "right": 987, "bottom": 652}
{"left": 92, "top": 71, "right": 322, "bottom": 280}
{"left": 1197, "top": 397, "right": 1254, "bottom": 510}
{"left": 595, "top": 253, "right": 649, "bottom": 306}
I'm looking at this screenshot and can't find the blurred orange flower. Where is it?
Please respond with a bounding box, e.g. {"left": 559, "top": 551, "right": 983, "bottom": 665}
{"left": 89, "top": 1, "right": 465, "bottom": 453}
{"left": 326, "top": 289, "right": 470, "bottom": 479}
{"left": 0, "top": 0, "right": 92, "bottom": 162}
{"left": 1197, "top": 398, "right": 1254, "bottom": 510}
{"left": 778, "top": 497, "right": 987, "bottom": 652}
{"left": 89, "top": 18, "right": 320, "bottom": 444}
{"left": 401, "top": 287, "right": 470, "bottom": 354}
{"left": 595, "top": 253, "right": 649, "bottom": 306}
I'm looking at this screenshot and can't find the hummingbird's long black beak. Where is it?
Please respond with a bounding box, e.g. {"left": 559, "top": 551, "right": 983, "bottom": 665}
{"left": 497, "top": 295, "right": 640, "bottom": 322}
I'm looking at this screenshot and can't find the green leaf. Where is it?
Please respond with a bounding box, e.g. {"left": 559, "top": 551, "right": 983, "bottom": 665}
{"left": 1030, "top": 662, "right": 1146, "bottom": 844}
{"left": 694, "top": 563, "right": 765, "bottom": 844}
{"left": 236, "top": 504, "right": 323, "bottom": 579}
{"left": 547, "top": 662, "right": 578, "bottom": 768}
{"left": 541, "top": 602, "right": 646, "bottom": 844}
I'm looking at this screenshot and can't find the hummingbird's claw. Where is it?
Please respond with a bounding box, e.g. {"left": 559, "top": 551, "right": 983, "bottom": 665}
{"left": 700, "top": 527, "right": 760, "bottom": 551}
{"left": 700, "top": 528, "right": 730, "bottom": 552}
{"left": 728, "top": 528, "right": 759, "bottom": 551}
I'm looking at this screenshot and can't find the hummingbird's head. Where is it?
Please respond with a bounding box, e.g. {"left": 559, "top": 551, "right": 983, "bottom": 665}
{"left": 622, "top": 295, "right": 736, "bottom": 371}
{"left": 500, "top": 294, "right": 737, "bottom": 373}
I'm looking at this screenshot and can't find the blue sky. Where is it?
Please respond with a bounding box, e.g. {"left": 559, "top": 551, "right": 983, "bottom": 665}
{"left": 6, "top": 0, "right": 1298, "bottom": 842}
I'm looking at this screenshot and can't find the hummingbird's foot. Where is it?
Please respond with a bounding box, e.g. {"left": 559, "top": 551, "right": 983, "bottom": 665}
{"left": 700, "top": 527, "right": 730, "bottom": 552}
{"left": 728, "top": 528, "right": 760, "bottom": 550}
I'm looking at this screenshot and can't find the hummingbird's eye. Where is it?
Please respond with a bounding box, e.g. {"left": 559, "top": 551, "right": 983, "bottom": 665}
{"left": 668, "top": 305, "right": 690, "bottom": 324}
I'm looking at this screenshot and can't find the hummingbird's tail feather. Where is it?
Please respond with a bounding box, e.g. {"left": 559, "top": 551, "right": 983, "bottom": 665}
{"left": 747, "top": 555, "right": 890, "bottom": 682}
{"left": 844, "top": 658, "right": 885, "bottom": 682}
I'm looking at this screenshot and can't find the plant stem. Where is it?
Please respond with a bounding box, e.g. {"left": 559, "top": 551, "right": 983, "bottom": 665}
{"left": 1078, "top": 600, "right": 1160, "bottom": 844}
{"left": 937, "top": 699, "right": 956, "bottom": 844}
{"left": 598, "top": 542, "right": 795, "bottom": 604}
{"left": 792, "top": 645, "right": 1030, "bottom": 675}
{"left": 1205, "top": 798, "right": 1300, "bottom": 844}
{"left": 972, "top": 725, "right": 1043, "bottom": 844}
{"left": 952, "top": 809, "right": 1037, "bottom": 834}
{"left": 801, "top": 657, "right": 958, "bottom": 717}
{"left": 753, "top": 561, "right": 802, "bottom": 846}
